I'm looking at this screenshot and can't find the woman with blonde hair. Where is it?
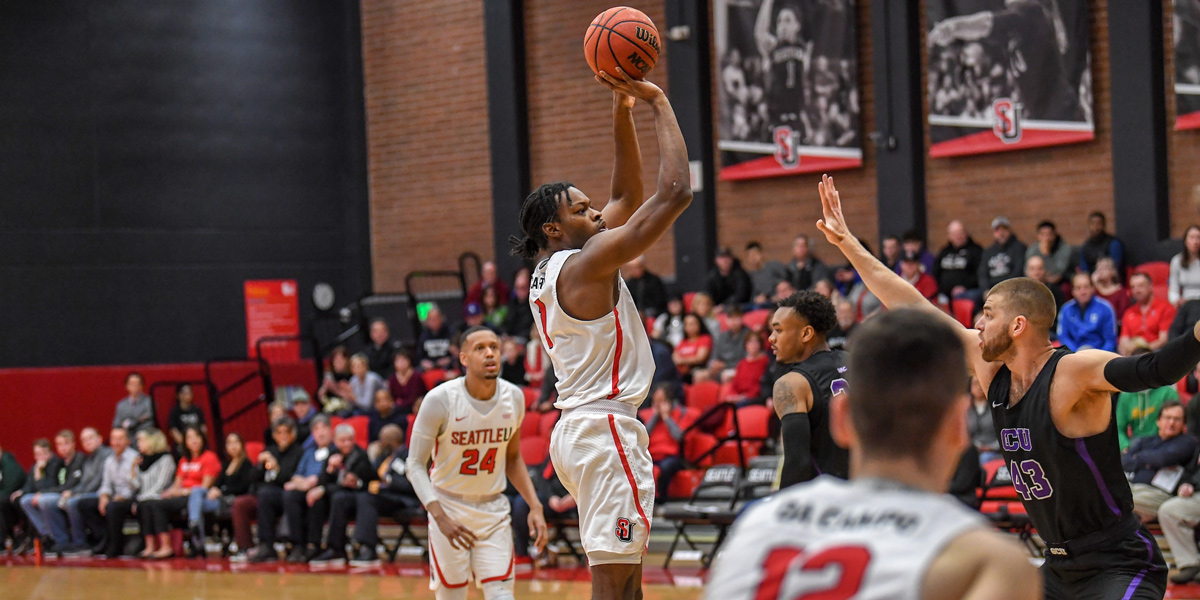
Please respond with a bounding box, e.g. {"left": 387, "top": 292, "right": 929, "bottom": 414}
{"left": 102, "top": 429, "right": 174, "bottom": 558}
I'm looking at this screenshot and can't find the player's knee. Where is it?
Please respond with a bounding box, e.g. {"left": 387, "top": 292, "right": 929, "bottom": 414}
{"left": 481, "top": 579, "right": 515, "bottom": 600}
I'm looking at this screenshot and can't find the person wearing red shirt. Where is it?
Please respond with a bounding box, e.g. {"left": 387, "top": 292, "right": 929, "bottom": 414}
{"left": 673, "top": 314, "right": 713, "bottom": 381}
{"left": 138, "top": 427, "right": 220, "bottom": 558}
{"left": 638, "top": 384, "right": 691, "bottom": 501}
{"left": 726, "top": 333, "right": 770, "bottom": 404}
{"left": 900, "top": 250, "right": 938, "bottom": 301}
{"left": 465, "top": 260, "right": 511, "bottom": 306}
{"left": 1120, "top": 272, "right": 1178, "bottom": 356}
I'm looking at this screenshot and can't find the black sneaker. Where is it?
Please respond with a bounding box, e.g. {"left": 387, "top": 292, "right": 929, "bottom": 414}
{"left": 1171, "top": 564, "right": 1200, "bottom": 584}
{"left": 58, "top": 544, "right": 93, "bottom": 558}
{"left": 309, "top": 548, "right": 346, "bottom": 566}
{"left": 285, "top": 545, "right": 312, "bottom": 564}
{"left": 248, "top": 544, "right": 278, "bottom": 563}
{"left": 349, "top": 545, "right": 381, "bottom": 567}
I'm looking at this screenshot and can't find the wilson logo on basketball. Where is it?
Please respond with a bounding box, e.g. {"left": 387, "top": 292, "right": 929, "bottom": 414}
{"left": 992, "top": 98, "right": 1023, "bottom": 144}
{"left": 615, "top": 517, "right": 635, "bottom": 543}
{"left": 635, "top": 27, "right": 660, "bottom": 53}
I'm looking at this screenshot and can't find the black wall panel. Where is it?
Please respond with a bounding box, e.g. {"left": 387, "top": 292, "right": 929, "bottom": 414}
{"left": 0, "top": 1, "right": 371, "bottom": 367}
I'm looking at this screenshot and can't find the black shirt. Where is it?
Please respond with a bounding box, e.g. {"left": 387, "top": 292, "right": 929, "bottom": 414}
{"left": 365, "top": 339, "right": 401, "bottom": 377}
{"left": 214, "top": 459, "right": 254, "bottom": 497}
{"left": 169, "top": 404, "right": 206, "bottom": 434}
{"left": 257, "top": 442, "right": 305, "bottom": 488}
{"left": 625, "top": 272, "right": 668, "bottom": 318}
{"left": 826, "top": 324, "right": 855, "bottom": 352}
{"left": 705, "top": 267, "right": 752, "bottom": 307}
{"left": 989, "top": 349, "right": 1133, "bottom": 543}
{"left": 933, "top": 238, "right": 984, "bottom": 296}
{"left": 789, "top": 349, "right": 850, "bottom": 480}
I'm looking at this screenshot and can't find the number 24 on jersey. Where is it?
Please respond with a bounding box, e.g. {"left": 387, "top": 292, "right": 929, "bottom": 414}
{"left": 459, "top": 448, "right": 497, "bottom": 475}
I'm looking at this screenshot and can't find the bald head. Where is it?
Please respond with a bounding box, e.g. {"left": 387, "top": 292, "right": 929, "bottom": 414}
{"left": 379, "top": 424, "right": 404, "bottom": 450}
{"left": 947, "top": 220, "right": 967, "bottom": 247}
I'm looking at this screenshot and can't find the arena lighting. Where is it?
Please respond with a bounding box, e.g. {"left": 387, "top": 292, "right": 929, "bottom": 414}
{"left": 312, "top": 282, "right": 336, "bottom": 312}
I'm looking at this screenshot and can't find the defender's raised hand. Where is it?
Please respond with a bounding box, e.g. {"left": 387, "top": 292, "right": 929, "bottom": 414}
{"left": 816, "top": 174, "right": 851, "bottom": 246}
{"left": 596, "top": 67, "right": 664, "bottom": 104}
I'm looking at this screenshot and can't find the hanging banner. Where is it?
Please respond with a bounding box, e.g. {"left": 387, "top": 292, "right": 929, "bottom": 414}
{"left": 714, "top": 0, "right": 862, "bottom": 181}
{"left": 926, "top": 0, "right": 1093, "bottom": 158}
{"left": 244, "top": 279, "right": 300, "bottom": 360}
{"left": 1177, "top": 0, "right": 1200, "bottom": 130}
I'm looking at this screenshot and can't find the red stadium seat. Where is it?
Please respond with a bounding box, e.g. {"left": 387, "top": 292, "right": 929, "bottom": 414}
{"left": 685, "top": 380, "right": 721, "bottom": 413}
{"left": 1137, "top": 261, "right": 1170, "bottom": 287}
{"left": 405, "top": 414, "right": 416, "bottom": 443}
{"left": 742, "top": 308, "right": 771, "bottom": 332}
{"left": 683, "top": 431, "right": 719, "bottom": 467}
{"left": 520, "top": 409, "right": 541, "bottom": 437}
{"left": 668, "top": 469, "right": 704, "bottom": 499}
{"left": 715, "top": 313, "right": 729, "bottom": 332}
{"left": 520, "top": 435, "right": 549, "bottom": 466}
{"left": 736, "top": 405, "right": 772, "bottom": 440}
{"left": 712, "top": 440, "right": 759, "bottom": 465}
{"left": 331, "top": 415, "right": 369, "bottom": 448}
{"left": 952, "top": 298, "right": 975, "bottom": 328}
{"left": 521, "top": 386, "right": 539, "bottom": 409}
{"left": 538, "top": 410, "right": 560, "bottom": 437}
{"left": 244, "top": 441, "right": 265, "bottom": 465}
{"left": 421, "top": 369, "right": 447, "bottom": 390}
{"left": 683, "top": 291, "right": 698, "bottom": 313}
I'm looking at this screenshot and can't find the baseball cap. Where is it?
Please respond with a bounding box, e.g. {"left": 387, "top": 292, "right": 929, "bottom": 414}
{"left": 991, "top": 216, "right": 1012, "bottom": 230}
{"left": 465, "top": 302, "right": 483, "bottom": 317}
{"left": 901, "top": 250, "right": 921, "bottom": 263}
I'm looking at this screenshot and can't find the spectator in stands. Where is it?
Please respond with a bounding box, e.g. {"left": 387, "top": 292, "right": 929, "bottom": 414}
{"left": 1120, "top": 273, "right": 1177, "bottom": 355}
{"left": 364, "top": 318, "right": 402, "bottom": 377}
{"left": 880, "top": 235, "right": 902, "bottom": 273}
{"left": 1057, "top": 272, "right": 1118, "bottom": 352}
{"left": 789, "top": 234, "right": 832, "bottom": 290}
{"left": 690, "top": 292, "right": 721, "bottom": 337}
{"left": 306, "top": 424, "right": 378, "bottom": 565}
{"left": 386, "top": 348, "right": 427, "bottom": 417}
{"left": 967, "top": 377, "right": 1000, "bottom": 463}
{"left": 1116, "top": 348, "right": 1182, "bottom": 451}
{"left": 1157, "top": 454, "right": 1200, "bottom": 583}
{"left": 812, "top": 279, "right": 843, "bottom": 304}
{"left": 623, "top": 256, "right": 668, "bottom": 318}
{"left": 18, "top": 430, "right": 84, "bottom": 553}
{"left": 772, "top": 279, "right": 797, "bottom": 304}
{"left": 1124, "top": 402, "right": 1196, "bottom": 521}
{"left": 1093, "top": 257, "right": 1132, "bottom": 319}
{"left": 113, "top": 372, "right": 154, "bottom": 435}
{"left": 1171, "top": 225, "right": 1200, "bottom": 307}
{"left": 673, "top": 314, "right": 713, "bottom": 383}
{"left": 899, "top": 250, "right": 937, "bottom": 301}
{"left": 347, "top": 353, "right": 386, "bottom": 414}
{"left": 12, "top": 440, "right": 53, "bottom": 554}
{"left": 513, "top": 462, "right": 575, "bottom": 564}
{"left": 649, "top": 333, "right": 684, "bottom": 406}
{"left": 456, "top": 302, "right": 492, "bottom": 340}
{"left": 79, "top": 428, "right": 136, "bottom": 557}
{"left": 1079, "top": 211, "right": 1125, "bottom": 275}
{"left": 138, "top": 427, "right": 220, "bottom": 559}
{"left": 242, "top": 417, "right": 304, "bottom": 563}
{"left": 480, "top": 286, "right": 508, "bottom": 330}
{"left": 826, "top": 300, "right": 856, "bottom": 352}
{"left": 503, "top": 267, "right": 535, "bottom": 341}
{"left": 744, "top": 241, "right": 790, "bottom": 304}
{"left": 933, "top": 220, "right": 983, "bottom": 308}
{"left": 168, "top": 383, "right": 207, "bottom": 452}
{"left": 290, "top": 390, "right": 317, "bottom": 439}
{"left": 705, "top": 247, "right": 752, "bottom": 307}
{"left": 262, "top": 401, "right": 296, "bottom": 445}
{"left": 466, "top": 261, "right": 511, "bottom": 307}
{"left": 1026, "top": 221, "right": 1074, "bottom": 286}
{"left": 710, "top": 306, "right": 748, "bottom": 377}
{"left": 0, "top": 443, "right": 26, "bottom": 553}
{"left": 653, "top": 296, "right": 686, "bottom": 347}
{"left": 640, "top": 384, "right": 689, "bottom": 502}
{"left": 56, "top": 427, "right": 111, "bottom": 556}
{"left": 186, "top": 433, "right": 252, "bottom": 557}
{"left": 901, "top": 229, "right": 935, "bottom": 274}
{"left": 316, "top": 424, "right": 416, "bottom": 566}
{"left": 500, "top": 337, "right": 527, "bottom": 386}
{"left": 368, "top": 389, "right": 407, "bottom": 443}
{"left": 417, "top": 305, "right": 455, "bottom": 371}
{"left": 725, "top": 333, "right": 770, "bottom": 404}
{"left": 274, "top": 415, "right": 335, "bottom": 563}
{"left": 1025, "top": 255, "right": 1066, "bottom": 308}
{"left": 125, "top": 429, "right": 176, "bottom": 559}
{"left": 524, "top": 330, "right": 548, "bottom": 389}
{"left": 979, "top": 216, "right": 1026, "bottom": 291}
{"left": 317, "top": 346, "right": 353, "bottom": 408}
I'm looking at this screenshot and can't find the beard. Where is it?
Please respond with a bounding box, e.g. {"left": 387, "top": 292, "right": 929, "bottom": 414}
{"left": 980, "top": 330, "right": 1014, "bottom": 362}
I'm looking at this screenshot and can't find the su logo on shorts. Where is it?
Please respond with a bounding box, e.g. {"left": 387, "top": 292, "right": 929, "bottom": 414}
{"left": 615, "top": 517, "right": 636, "bottom": 543}
{"left": 992, "top": 98, "right": 1023, "bottom": 144}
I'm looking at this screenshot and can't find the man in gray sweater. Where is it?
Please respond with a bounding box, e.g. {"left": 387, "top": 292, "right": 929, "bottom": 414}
{"left": 112, "top": 372, "right": 155, "bottom": 435}
{"left": 56, "top": 428, "right": 113, "bottom": 556}
{"left": 77, "top": 428, "right": 138, "bottom": 556}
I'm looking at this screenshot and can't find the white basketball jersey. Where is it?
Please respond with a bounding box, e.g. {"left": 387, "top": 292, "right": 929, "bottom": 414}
{"left": 704, "top": 477, "right": 986, "bottom": 600}
{"left": 428, "top": 378, "right": 524, "bottom": 497}
{"left": 529, "top": 249, "right": 654, "bottom": 410}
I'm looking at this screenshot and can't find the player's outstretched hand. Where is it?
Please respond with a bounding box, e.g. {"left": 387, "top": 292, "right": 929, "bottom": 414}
{"left": 436, "top": 514, "right": 478, "bottom": 550}
{"left": 596, "top": 67, "right": 663, "bottom": 104}
{"left": 816, "top": 174, "right": 851, "bottom": 246}
{"left": 528, "top": 506, "right": 549, "bottom": 553}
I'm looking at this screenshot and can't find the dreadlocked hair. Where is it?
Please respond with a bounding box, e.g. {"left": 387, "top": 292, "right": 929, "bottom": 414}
{"left": 510, "top": 182, "right": 573, "bottom": 259}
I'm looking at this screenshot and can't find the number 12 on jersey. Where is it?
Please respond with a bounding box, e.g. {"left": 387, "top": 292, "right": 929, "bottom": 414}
{"left": 755, "top": 545, "right": 871, "bottom": 600}
{"left": 460, "top": 448, "right": 497, "bottom": 475}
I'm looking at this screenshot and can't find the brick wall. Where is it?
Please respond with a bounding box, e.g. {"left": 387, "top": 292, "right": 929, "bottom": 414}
{"left": 361, "top": 0, "right": 1200, "bottom": 292}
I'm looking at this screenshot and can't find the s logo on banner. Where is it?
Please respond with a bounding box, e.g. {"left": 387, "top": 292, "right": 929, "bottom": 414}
{"left": 773, "top": 126, "right": 801, "bottom": 169}
{"left": 992, "top": 98, "right": 1023, "bottom": 144}
{"left": 615, "top": 517, "right": 635, "bottom": 543}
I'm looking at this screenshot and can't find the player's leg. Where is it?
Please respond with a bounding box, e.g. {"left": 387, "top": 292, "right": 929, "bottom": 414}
{"left": 426, "top": 499, "right": 473, "bottom": 594}
{"left": 592, "top": 563, "right": 642, "bottom": 600}
{"left": 470, "top": 504, "right": 516, "bottom": 600}
{"left": 1130, "top": 484, "right": 1172, "bottom": 522}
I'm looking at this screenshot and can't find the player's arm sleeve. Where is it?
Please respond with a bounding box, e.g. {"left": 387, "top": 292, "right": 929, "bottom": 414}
{"left": 774, "top": 375, "right": 814, "bottom": 489}
{"left": 404, "top": 391, "right": 448, "bottom": 507}
{"left": 1103, "top": 330, "right": 1200, "bottom": 392}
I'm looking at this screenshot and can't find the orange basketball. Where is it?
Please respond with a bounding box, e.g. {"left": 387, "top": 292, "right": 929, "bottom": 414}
{"left": 583, "top": 7, "right": 660, "bottom": 81}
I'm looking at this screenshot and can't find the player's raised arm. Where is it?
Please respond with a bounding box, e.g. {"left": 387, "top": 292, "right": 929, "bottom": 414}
{"left": 1061, "top": 318, "right": 1200, "bottom": 398}
{"left": 754, "top": 0, "right": 778, "bottom": 58}
{"left": 601, "top": 91, "right": 644, "bottom": 229}
{"left": 574, "top": 68, "right": 691, "bottom": 276}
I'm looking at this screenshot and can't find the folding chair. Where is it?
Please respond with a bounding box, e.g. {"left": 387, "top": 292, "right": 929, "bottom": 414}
{"left": 660, "top": 464, "right": 741, "bottom": 568}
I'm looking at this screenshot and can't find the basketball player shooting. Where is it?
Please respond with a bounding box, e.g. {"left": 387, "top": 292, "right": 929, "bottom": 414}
{"left": 706, "top": 309, "right": 1040, "bottom": 600}
{"left": 511, "top": 68, "right": 691, "bottom": 600}
{"left": 405, "top": 327, "right": 548, "bottom": 600}
{"left": 814, "top": 175, "right": 1200, "bottom": 599}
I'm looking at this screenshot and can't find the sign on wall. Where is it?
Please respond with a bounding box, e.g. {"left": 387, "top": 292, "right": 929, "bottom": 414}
{"left": 926, "top": 0, "right": 1094, "bottom": 157}
{"left": 244, "top": 279, "right": 300, "bottom": 360}
{"left": 1177, "top": 0, "right": 1200, "bottom": 130}
{"left": 714, "top": 0, "right": 862, "bottom": 181}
